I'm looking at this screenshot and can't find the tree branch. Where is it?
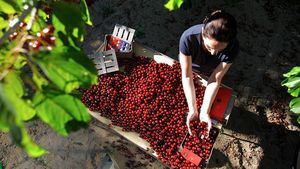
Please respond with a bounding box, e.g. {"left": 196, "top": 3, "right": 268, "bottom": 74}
{"left": 0, "top": 5, "right": 34, "bottom": 46}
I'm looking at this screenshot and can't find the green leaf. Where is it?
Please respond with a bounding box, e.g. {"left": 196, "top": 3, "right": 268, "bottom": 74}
{"left": 282, "top": 66, "right": 300, "bottom": 97}
{"left": 37, "top": 60, "right": 80, "bottom": 93}
{"left": 289, "top": 97, "right": 300, "bottom": 114}
{"left": 50, "top": 94, "right": 91, "bottom": 122}
{"left": 32, "top": 71, "right": 49, "bottom": 90}
{"left": 33, "top": 92, "right": 73, "bottom": 136}
{"left": 13, "top": 55, "right": 27, "bottom": 69}
{"left": 80, "top": 0, "right": 93, "bottom": 26}
{"left": 51, "top": 14, "right": 65, "bottom": 47}
{"left": 29, "top": 10, "right": 48, "bottom": 33}
{"left": 164, "top": 0, "right": 184, "bottom": 11}
{"left": 288, "top": 87, "right": 300, "bottom": 97}
{"left": 0, "top": 17, "right": 8, "bottom": 30}
{"left": 0, "top": 71, "right": 36, "bottom": 121}
{"left": 35, "top": 47, "right": 97, "bottom": 93}
{"left": 283, "top": 66, "right": 300, "bottom": 78}
{"left": 33, "top": 91, "right": 90, "bottom": 136}
{"left": 30, "top": 60, "right": 49, "bottom": 90}
{"left": 5, "top": 70, "right": 24, "bottom": 97}
{"left": 0, "top": 104, "right": 13, "bottom": 132}
{"left": 281, "top": 77, "right": 300, "bottom": 89}
{"left": 0, "top": 99, "right": 46, "bottom": 158}
{"left": 37, "top": 9, "right": 48, "bottom": 22}
{"left": 51, "top": 14, "right": 65, "bottom": 35}
{"left": 52, "top": 14, "right": 80, "bottom": 49}
{"left": 60, "top": 46, "right": 98, "bottom": 75}
{"left": 52, "top": 1, "right": 86, "bottom": 42}
{"left": 0, "top": 0, "right": 16, "bottom": 14}
{"left": 297, "top": 116, "right": 300, "bottom": 124}
{"left": 2, "top": 0, "right": 22, "bottom": 13}
{"left": 11, "top": 124, "right": 47, "bottom": 157}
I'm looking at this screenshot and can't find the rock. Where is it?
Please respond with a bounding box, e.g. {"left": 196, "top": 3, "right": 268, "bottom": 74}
{"left": 256, "top": 98, "right": 271, "bottom": 107}
{"left": 264, "top": 69, "right": 280, "bottom": 81}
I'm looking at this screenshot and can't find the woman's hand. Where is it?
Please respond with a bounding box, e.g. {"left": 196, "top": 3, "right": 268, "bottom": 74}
{"left": 186, "top": 110, "right": 212, "bottom": 137}
{"left": 186, "top": 111, "right": 198, "bottom": 135}
{"left": 199, "top": 112, "right": 212, "bottom": 137}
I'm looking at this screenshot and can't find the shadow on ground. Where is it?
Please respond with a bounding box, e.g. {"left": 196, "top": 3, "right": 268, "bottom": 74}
{"left": 208, "top": 106, "right": 300, "bottom": 169}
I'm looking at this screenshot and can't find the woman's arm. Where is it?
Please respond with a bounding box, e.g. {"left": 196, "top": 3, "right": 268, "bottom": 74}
{"left": 179, "top": 52, "right": 198, "bottom": 135}
{"left": 200, "top": 62, "right": 232, "bottom": 133}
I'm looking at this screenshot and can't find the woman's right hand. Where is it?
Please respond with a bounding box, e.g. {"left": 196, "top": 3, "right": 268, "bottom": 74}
{"left": 186, "top": 111, "right": 198, "bottom": 135}
{"left": 180, "top": 52, "right": 199, "bottom": 136}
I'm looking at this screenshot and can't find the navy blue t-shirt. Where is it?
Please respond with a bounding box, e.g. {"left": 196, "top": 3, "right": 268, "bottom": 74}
{"left": 179, "top": 24, "right": 239, "bottom": 74}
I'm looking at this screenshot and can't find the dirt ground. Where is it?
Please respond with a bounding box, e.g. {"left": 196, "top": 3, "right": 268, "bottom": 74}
{"left": 1, "top": 0, "right": 300, "bottom": 169}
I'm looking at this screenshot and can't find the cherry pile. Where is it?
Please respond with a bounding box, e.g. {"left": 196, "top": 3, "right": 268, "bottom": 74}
{"left": 81, "top": 56, "right": 219, "bottom": 168}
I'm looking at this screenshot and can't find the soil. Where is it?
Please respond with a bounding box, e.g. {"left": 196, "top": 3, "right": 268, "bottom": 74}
{"left": 1, "top": 0, "right": 300, "bottom": 169}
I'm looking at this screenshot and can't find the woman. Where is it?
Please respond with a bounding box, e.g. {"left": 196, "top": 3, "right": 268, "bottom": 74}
{"left": 179, "top": 10, "right": 239, "bottom": 135}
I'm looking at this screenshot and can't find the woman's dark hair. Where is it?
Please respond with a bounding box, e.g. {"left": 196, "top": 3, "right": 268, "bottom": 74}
{"left": 202, "top": 10, "right": 237, "bottom": 42}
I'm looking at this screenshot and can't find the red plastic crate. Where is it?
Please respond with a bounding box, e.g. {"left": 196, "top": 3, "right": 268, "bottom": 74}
{"left": 210, "top": 86, "right": 233, "bottom": 123}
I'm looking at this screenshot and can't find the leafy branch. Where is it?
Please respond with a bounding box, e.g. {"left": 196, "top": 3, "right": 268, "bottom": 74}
{"left": 282, "top": 66, "right": 300, "bottom": 124}
{"left": 0, "top": 0, "right": 97, "bottom": 157}
{"left": 0, "top": 2, "right": 34, "bottom": 46}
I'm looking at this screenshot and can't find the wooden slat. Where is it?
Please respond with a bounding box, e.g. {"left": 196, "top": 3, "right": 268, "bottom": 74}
{"left": 112, "top": 24, "right": 135, "bottom": 43}
{"left": 88, "top": 110, "right": 158, "bottom": 157}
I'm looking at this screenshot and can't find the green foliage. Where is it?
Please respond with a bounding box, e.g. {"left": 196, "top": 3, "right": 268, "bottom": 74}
{"left": 0, "top": 17, "right": 9, "bottom": 30}
{"left": 0, "top": 0, "right": 97, "bottom": 157}
{"left": 11, "top": 123, "right": 48, "bottom": 157}
{"left": 0, "top": 73, "right": 47, "bottom": 157}
{"left": 0, "top": 0, "right": 18, "bottom": 14}
{"left": 0, "top": 0, "right": 23, "bottom": 29}
{"left": 283, "top": 67, "right": 300, "bottom": 78}
{"left": 53, "top": 1, "right": 87, "bottom": 43}
{"left": 0, "top": 71, "right": 36, "bottom": 121}
{"left": 282, "top": 66, "right": 300, "bottom": 124}
{"left": 33, "top": 91, "right": 91, "bottom": 136}
{"left": 289, "top": 97, "right": 300, "bottom": 114}
{"left": 282, "top": 66, "right": 300, "bottom": 97}
{"left": 35, "top": 47, "right": 97, "bottom": 93}
{"left": 164, "top": 0, "right": 184, "bottom": 11}
{"left": 0, "top": 102, "right": 13, "bottom": 132}
{"left": 80, "top": 0, "right": 93, "bottom": 26}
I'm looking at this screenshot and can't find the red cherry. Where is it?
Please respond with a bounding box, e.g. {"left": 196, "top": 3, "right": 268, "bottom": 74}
{"left": 42, "top": 25, "right": 54, "bottom": 35}
{"left": 19, "top": 22, "right": 27, "bottom": 29}
{"left": 29, "top": 40, "right": 42, "bottom": 51}
{"left": 43, "top": 35, "right": 56, "bottom": 45}
{"left": 36, "top": 32, "right": 42, "bottom": 38}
